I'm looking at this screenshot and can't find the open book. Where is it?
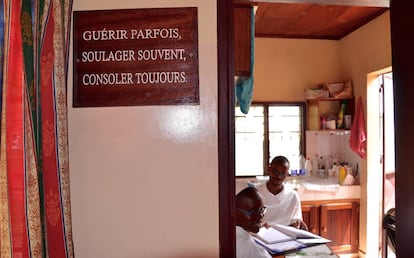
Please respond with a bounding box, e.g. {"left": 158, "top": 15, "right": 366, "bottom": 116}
{"left": 253, "top": 224, "right": 331, "bottom": 254}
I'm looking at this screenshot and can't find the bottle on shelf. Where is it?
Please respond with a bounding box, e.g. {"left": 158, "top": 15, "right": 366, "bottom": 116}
{"left": 336, "top": 100, "right": 347, "bottom": 129}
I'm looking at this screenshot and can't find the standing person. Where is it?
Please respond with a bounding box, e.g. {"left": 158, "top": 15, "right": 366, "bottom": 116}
{"left": 256, "top": 155, "right": 307, "bottom": 230}
{"left": 236, "top": 187, "right": 271, "bottom": 258}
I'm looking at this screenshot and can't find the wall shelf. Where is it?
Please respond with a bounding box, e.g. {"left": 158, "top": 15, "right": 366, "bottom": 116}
{"left": 307, "top": 96, "right": 355, "bottom": 130}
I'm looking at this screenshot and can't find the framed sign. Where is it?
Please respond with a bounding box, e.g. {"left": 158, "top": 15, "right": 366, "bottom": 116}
{"left": 73, "top": 7, "right": 199, "bottom": 107}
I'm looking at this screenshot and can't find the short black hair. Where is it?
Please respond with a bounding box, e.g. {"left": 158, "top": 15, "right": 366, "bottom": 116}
{"left": 270, "top": 155, "right": 289, "bottom": 166}
{"left": 236, "top": 186, "right": 259, "bottom": 206}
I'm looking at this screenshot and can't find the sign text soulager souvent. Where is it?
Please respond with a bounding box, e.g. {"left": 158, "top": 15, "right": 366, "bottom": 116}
{"left": 73, "top": 7, "right": 199, "bottom": 107}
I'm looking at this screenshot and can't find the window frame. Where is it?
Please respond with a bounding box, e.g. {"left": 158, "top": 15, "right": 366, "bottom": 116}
{"left": 235, "top": 101, "right": 307, "bottom": 177}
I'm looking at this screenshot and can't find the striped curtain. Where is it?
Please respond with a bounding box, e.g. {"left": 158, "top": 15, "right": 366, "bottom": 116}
{"left": 0, "top": 0, "right": 73, "bottom": 257}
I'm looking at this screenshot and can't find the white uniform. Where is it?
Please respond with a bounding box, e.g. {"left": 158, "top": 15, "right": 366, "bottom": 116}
{"left": 236, "top": 226, "right": 272, "bottom": 258}
{"left": 256, "top": 182, "right": 302, "bottom": 226}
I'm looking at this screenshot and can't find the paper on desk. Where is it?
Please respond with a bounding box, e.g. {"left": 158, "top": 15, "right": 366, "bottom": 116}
{"left": 254, "top": 238, "right": 306, "bottom": 255}
{"left": 255, "top": 226, "right": 293, "bottom": 244}
{"left": 273, "top": 224, "right": 331, "bottom": 244}
{"left": 254, "top": 224, "right": 331, "bottom": 253}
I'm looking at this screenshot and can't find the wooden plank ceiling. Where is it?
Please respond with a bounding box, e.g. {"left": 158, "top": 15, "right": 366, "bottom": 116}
{"left": 254, "top": 3, "right": 388, "bottom": 40}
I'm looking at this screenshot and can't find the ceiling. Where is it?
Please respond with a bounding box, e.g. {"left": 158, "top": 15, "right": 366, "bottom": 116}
{"left": 253, "top": 3, "right": 388, "bottom": 40}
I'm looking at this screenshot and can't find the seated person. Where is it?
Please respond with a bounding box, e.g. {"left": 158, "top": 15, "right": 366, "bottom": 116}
{"left": 236, "top": 187, "right": 271, "bottom": 258}
{"left": 256, "top": 155, "right": 307, "bottom": 230}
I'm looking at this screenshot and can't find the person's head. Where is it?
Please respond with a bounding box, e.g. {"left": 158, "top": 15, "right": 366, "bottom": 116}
{"left": 267, "top": 156, "right": 290, "bottom": 187}
{"left": 236, "top": 187, "right": 266, "bottom": 233}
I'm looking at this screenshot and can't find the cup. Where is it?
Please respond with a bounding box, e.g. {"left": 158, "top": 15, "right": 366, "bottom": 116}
{"left": 299, "top": 168, "right": 307, "bottom": 176}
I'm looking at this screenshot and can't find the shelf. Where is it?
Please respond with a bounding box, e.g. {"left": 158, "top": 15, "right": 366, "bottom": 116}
{"left": 306, "top": 96, "right": 354, "bottom": 102}
{"left": 306, "top": 96, "right": 355, "bottom": 130}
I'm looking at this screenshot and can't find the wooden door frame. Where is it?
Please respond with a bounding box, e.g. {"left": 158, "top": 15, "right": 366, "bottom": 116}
{"left": 389, "top": 1, "right": 414, "bottom": 257}
{"left": 218, "top": 0, "right": 236, "bottom": 257}
{"left": 218, "top": 1, "right": 413, "bottom": 257}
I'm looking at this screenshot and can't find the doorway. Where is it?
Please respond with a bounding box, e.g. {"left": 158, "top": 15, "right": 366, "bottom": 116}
{"left": 379, "top": 72, "right": 395, "bottom": 214}
{"left": 218, "top": 1, "right": 400, "bottom": 258}
{"left": 233, "top": 4, "right": 391, "bottom": 258}
{"left": 220, "top": 2, "right": 414, "bottom": 258}
{"left": 379, "top": 72, "right": 395, "bottom": 258}
{"left": 366, "top": 69, "right": 396, "bottom": 257}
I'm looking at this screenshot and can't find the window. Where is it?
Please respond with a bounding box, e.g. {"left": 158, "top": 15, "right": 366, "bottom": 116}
{"left": 235, "top": 103, "right": 306, "bottom": 176}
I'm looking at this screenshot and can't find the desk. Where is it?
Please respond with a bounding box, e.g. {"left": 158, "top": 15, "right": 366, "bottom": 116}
{"left": 272, "top": 244, "right": 339, "bottom": 258}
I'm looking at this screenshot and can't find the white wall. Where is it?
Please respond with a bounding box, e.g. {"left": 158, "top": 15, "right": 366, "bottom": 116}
{"left": 254, "top": 38, "right": 342, "bottom": 102}
{"left": 339, "top": 11, "right": 391, "bottom": 257}
{"left": 68, "top": 1, "right": 219, "bottom": 257}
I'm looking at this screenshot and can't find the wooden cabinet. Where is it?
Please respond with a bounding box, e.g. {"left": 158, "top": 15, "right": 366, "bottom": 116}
{"left": 320, "top": 201, "right": 359, "bottom": 254}
{"left": 302, "top": 204, "right": 320, "bottom": 235}
{"left": 307, "top": 96, "right": 355, "bottom": 130}
{"left": 302, "top": 199, "right": 359, "bottom": 254}
{"left": 233, "top": 5, "right": 252, "bottom": 76}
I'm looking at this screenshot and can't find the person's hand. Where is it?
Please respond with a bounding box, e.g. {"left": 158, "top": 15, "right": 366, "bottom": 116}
{"left": 262, "top": 222, "right": 271, "bottom": 228}
{"left": 289, "top": 219, "right": 301, "bottom": 229}
{"left": 289, "top": 219, "right": 308, "bottom": 231}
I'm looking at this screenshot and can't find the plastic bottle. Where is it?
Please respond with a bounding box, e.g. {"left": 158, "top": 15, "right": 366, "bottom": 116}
{"left": 312, "top": 159, "right": 318, "bottom": 177}
{"left": 304, "top": 157, "right": 312, "bottom": 176}
{"left": 324, "top": 157, "right": 331, "bottom": 173}
{"left": 336, "top": 101, "right": 347, "bottom": 129}
{"left": 318, "top": 156, "right": 326, "bottom": 177}
{"left": 318, "top": 156, "right": 324, "bottom": 169}
{"left": 300, "top": 155, "right": 306, "bottom": 170}
{"left": 331, "top": 162, "right": 338, "bottom": 178}
{"left": 338, "top": 163, "right": 347, "bottom": 185}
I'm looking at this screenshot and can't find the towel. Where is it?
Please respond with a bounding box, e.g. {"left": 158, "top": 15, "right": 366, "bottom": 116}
{"left": 349, "top": 96, "right": 366, "bottom": 158}
{"left": 236, "top": 76, "right": 254, "bottom": 114}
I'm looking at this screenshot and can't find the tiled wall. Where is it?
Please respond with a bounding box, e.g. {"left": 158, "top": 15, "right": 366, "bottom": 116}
{"left": 306, "top": 130, "right": 360, "bottom": 178}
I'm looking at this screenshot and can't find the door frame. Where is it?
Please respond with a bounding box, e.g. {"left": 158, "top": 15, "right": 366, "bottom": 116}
{"left": 218, "top": 1, "right": 413, "bottom": 257}
{"left": 217, "top": 0, "right": 236, "bottom": 257}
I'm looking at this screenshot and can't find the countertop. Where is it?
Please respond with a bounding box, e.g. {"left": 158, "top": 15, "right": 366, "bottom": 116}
{"left": 236, "top": 176, "right": 360, "bottom": 201}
